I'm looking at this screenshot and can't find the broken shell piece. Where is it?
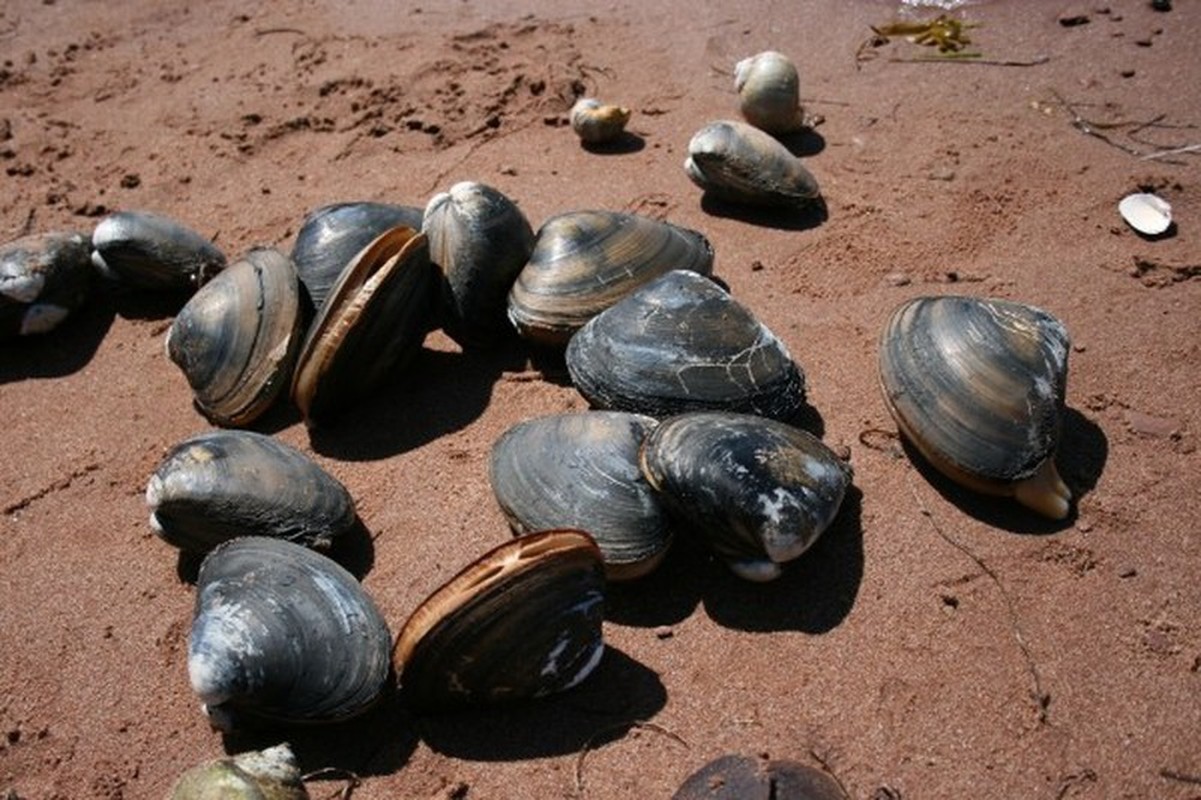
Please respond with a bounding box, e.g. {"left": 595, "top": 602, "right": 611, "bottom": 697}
{"left": 570, "top": 98, "right": 632, "bottom": 145}
{"left": 1118, "top": 192, "right": 1172, "bottom": 236}
{"left": 169, "top": 743, "right": 309, "bottom": 799}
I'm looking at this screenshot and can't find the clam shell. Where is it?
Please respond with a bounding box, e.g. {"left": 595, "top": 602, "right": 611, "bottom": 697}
{"left": 291, "top": 224, "right": 435, "bottom": 426}
{"left": 673, "top": 754, "right": 848, "bottom": 800}
{"left": 1118, "top": 192, "right": 1172, "bottom": 236}
{"left": 566, "top": 269, "right": 805, "bottom": 421}
{"left": 570, "top": 98, "right": 632, "bottom": 145}
{"left": 878, "top": 295, "right": 1072, "bottom": 519}
{"left": 188, "top": 537, "right": 392, "bottom": 730}
{"left": 423, "top": 182, "right": 535, "bottom": 346}
{"left": 91, "top": 210, "right": 226, "bottom": 291}
{"left": 166, "top": 247, "right": 302, "bottom": 427}
{"left": 507, "top": 210, "right": 715, "bottom": 347}
{"left": 169, "top": 743, "right": 309, "bottom": 800}
{"left": 0, "top": 230, "right": 91, "bottom": 338}
{"left": 291, "top": 201, "right": 423, "bottom": 312}
{"left": 640, "top": 411, "right": 851, "bottom": 582}
{"left": 147, "top": 430, "right": 356, "bottom": 553}
{"left": 684, "top": 120, "right": 820, "bottom": 207}
{"left": 489, "top": 412, "right": 670, "bottom": 580}
{"left": 395, "top": 530, "right": 606, "bottom": 711}
{"left": 734, "top": 51, "right": 805, "bottom": 135}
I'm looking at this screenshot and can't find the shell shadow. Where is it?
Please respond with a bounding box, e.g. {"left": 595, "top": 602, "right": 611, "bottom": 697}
{"left": 414, "top": 646, "right": 665, "bottom": 761}
{"left": 605, "top": 537, "right": 706, "bottom": 627}
{"left": 0, "top": 290, "right": 115, "bottom": 384}
{"left": 104, "top": 280, "right": 190, "bottom": 321}
{"left": 785, "top": 399, "right": 826, "bottom": 439}
{"left": 306, "top": 338, "right": 529, "bottom": 460}
{"left": 700, "top": 484, "right": 864, "bottom": 634}
{"left": 776, "top": 127, "right": 826, "bottom": 158}
{"left": 897, "top": 407, "right": 1108, "bottom": 535}
{"left": 172, "top": 520, "right": 377, "bottom": 583}
{"left": 220, "top": 688, "right": 418, "bottom": 780}
{"left": 581, "top": 132, "right": 647, "bottom": 155}
{"left": 699, "top": 194, "right": 828, "bottom": 232}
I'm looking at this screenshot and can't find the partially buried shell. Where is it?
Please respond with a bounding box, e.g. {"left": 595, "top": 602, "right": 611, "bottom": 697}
{"left": 507, "top": 210, "right": 714, "bottom": 347}
{"left": 91, "top": 210, "right": 226, "bottom": 291}
{"left": 673, "top": 754, "right": 848, "bottom": 800}
{"left": 395, "top": 530, "right": 606, "bottom": 711}
{"left": 290, "top": 201, "right": 424, "bottom": 312}
{"left": 169, "top": 743, "right": 309, "bottom": 800}
{"left": 685, "top": 120, "right": 820, "bottom": 207}
{"left": 570, "top": 98, "right": 632, "bottom": 145}
{"left": 0, "top": 230, "right": 91, "bottom": 338}
{"left": 188, "top": 537, "right": 392, "bottom": 730}
{"left": 147, "top": 430, "right": 356, "bottom": 553}
{"left": 291, "top": 224, "right": 435, "bottom": 426}
{"left": 878, "top": 295, "right": 1072, "bottom": 519}
{"left": 423, "top": 181, "right": 534, "bottom": 346}
{"left": 566, "top": 269, "right": 805, "bottom": 421}
{"left": 640, "top": 411, "right": 851, "bottom": 582}
{"left": 490, "top": 412, "right": 670, "bottom": 580}
{"left": 734, "top": 51, "right": 806, "bottom": 135}
{"left": 166, "top": 247, "right": 302, "bottom": 427}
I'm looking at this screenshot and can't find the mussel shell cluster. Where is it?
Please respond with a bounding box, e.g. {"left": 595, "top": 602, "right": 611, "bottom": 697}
{"left": 566, "top": 269, "right": 805, "bottom": 421}
{"left": 878, "top": 295, "right": 1073, "bottom": 519}
{"left": 0, "top": 230, "right": 91, "bottom": 338}
{"left": 188, "top": 537, "right": 392, "bottom": 730}
{"left": 489, "top": 412, "right": 670, "bottom": 580}
{"left": 507, "top": 210, "right": 715, "bottom": 347}
{"left": 166, "top": 247, "right": 303, "bottom": 427}
{"left": 92, "top": 210, "right": 226, "bottom": 291}
{"left": 394, "top": 529, "right": 606, "bottom": 711}
{"left": 685, "top": 120, "right": 820, "bottom": 208}
{"left": 290, "top": 201, "right": 424, "bottom": 312}
{"left": 423, "top": 181, "right": 535, "bottom": 346}
{"left": 734, "top": 51, "right": 806, "bottom": 135}
{"left": 169, "top": 743, "right": 309, "bottom": 800}
{"left": 146, "top": 429, "right": 356, "bottom": 553}
{"left": 641, "top": 411, "right": 851, "bottom": 582}
{"left": 291, "top": 224, "right": 435, "bottom": 425}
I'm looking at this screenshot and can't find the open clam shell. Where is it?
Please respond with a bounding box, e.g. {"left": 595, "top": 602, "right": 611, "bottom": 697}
{"left": 395, "top": 530, "right": 606, "bottom": 711}
{"left": 91, "top": 210, "right": 226, "bottom": 291}
{"left": 166, "top": 247, "right": 302, "bottom": 427}
{"left": 878, "top": 295, "right": 1072, "bottom": 519}
{"left": 489, "top": 412, "right": 670, "bottom": 580}
{"left": 169, "top": 743, "right": 309, "bottom": 800}
{"left": 640, "top": 411, "right": 851, "bottom": 582}
{"left": 291, "top": 201, "right": 423, "bottom": 312}
{"left": 566, "top": 269, "right": 805, "bottom": 421}
{"left": 570, "top": 98, "right": 632, "bottom": 145}
{"left": 147, "top": 430, "right": 356, "bottom": 553}
{"left": 188, "top": 537, "right": 392, "bottom": 731}
{"left": 673, "top": 754, "right": 848, "bottom": 800}
{"left": 685, "top": 120, "right": 820, "bottom": 207}
{"left": 291, "top": 224, "right": 435, "bottom": 426}
{"left": 507, "top": 210, "right": 714, "bottom": 347}
{"left": 734, "top": 51, "right": 806, "bottom": 135}
{"left": 423, "top": 182, "right": 535, "bottom": 346}
{"left": 0, "top": 230, "right": 91, "bottom": 338}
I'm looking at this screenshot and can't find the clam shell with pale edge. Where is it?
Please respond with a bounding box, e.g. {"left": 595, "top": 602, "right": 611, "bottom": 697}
{"left": 734, "top": 51, "right": 805, "bottom": 135}
{"left": 566, "top": 269, "right": 804, "bottom": 421}
{"left": 91, "top": 210, "right": 226, "bottom": 291}
{"left": 640, "top": 411, "right": 851, "bottom": 582}
{"left": 1118, "top": 192, "right": 1172, "bottom": 236}
{"left": 0, "top": 230, "right": 91, "bottom": 338}
{"left": 146, "top": 429, "right": 356, "bottom": 553}
{"left": 188, "top": 537, "right": 392, "bottom": 731}
{"left": 489, "top": 412, "right": 670, "bottom": 580}
{"left": 169, "top": 743, "right": 308, "bottom": 800}
{"left": 672, "top": 754, "right": 848, "bottom": 800}
{"left": 395, "top": 530, "right": 606, "bottom": 711}
{"left": 685, "top": 120, "right": 820, "bottom": 207}
{"left": 878, "top": 295, "right": 1072, "bottom": 519}
{"left": 507, "top": 210, "right": 714, "bottom": 347}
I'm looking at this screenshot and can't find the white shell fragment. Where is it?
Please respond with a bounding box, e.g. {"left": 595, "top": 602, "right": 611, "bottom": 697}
{"left": 1118, "top": 193, "right": 1172, "bottom": 236}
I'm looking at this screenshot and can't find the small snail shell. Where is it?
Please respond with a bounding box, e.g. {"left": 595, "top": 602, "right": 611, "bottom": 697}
{"left": 570, "top": 98, "right": 632, "bottom": 145}
{"left": 734, "top": 51, "right": 805, "bottom": 135}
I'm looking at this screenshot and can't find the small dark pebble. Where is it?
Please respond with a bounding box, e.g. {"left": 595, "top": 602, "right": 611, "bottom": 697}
{"left": 750, "top": 260, "right": 764, "bottom": 272}
{"left": 1118, "top": 566, "right": 1137, "bottom": 578}
{"left": 119, "top": 173, "right": 140, "bottom": 189}
{"left": 1120, "top": 69, "right": 1135, "bottom": 78}
{"left": 1151, "top": 0, "right": 1171, "bottom": 11}
{"left": 654, "top": 625, "right": 674, "bottom": 640}
{"left": 1058, "top": 13, "right": 1090, "bottom": 26}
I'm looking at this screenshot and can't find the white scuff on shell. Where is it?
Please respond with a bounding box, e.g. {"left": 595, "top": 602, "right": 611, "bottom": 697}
{"left": 1119, "top": 192, "right": 1173, "bottom": 236}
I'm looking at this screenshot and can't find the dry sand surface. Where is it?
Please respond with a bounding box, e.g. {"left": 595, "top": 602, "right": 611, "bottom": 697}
{"left": 2, "top": 0, "right": 1199, "bottom": 797}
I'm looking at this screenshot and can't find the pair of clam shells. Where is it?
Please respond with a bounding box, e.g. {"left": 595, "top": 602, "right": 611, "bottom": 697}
{"left": 0, "top": 230, "right": 92, "bottom": 338}
{"left": 879, "top": 295, "right": 1073, "bottom": 519}
{"left": 490, "top": 410, "right": 852, "bottom": 583}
